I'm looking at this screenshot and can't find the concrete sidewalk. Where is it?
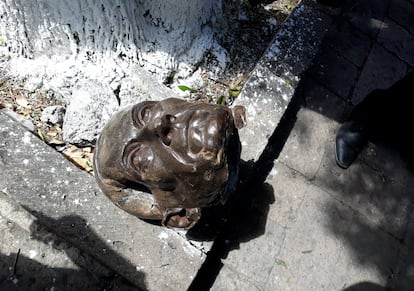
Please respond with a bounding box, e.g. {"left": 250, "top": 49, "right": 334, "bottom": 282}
{"left": 196, "top": 0, "right": 414, "bottom": 289}
{"left": 1, "top": 0, "right": 414, "bottom": 290}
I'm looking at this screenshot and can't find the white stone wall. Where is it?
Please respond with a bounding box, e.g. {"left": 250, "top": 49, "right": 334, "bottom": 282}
{"left": 0, "top": 0, "right": 223, "bottom": 79}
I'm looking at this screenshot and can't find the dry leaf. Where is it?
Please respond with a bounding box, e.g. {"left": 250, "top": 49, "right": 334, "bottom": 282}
{"left": 54, "top": 125, "right": 62, "bottom": 134}
{"left": 15, "top": 95, "right": 31, "bottom": 108}
{"left": 62, "top": 145, "right": 94, "bottom": 173}
{"left": 37, "top": 129, "right": 46, "bottom": 141}
{"left": 48, "top": 139, "right": 65, "bottom": 145}
{"left": 68, "top": 145, "right": 78, "bottom": 152}
{"left": 64, "top": 150, "right": 83, "bottom": 159}
{"left": 82, "top": 147, "right": 92, "bottom": 153}
{"left": 0, "top": 101, "right": 14, "bottom": 109}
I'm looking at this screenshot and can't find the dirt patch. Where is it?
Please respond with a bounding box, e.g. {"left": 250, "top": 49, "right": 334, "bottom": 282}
{"left": 173, "top": 0, "right": 302, "bottom": 105}
{"left": 0, "top": 74, "right": 94, "bottom": 174}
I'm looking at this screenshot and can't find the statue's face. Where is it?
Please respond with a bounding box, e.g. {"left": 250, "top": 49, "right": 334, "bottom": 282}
{"left": 94, "top": 98, "right": 245, "bottom": 228}
{"left": 125, "top": 98, "right": 234, "bottom": 207}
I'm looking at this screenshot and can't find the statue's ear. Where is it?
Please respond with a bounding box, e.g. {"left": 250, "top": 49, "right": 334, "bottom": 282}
{"left": 231, "top": 105, "right": 247, "bottom": 129}
{"left": 161, "top": 208, "right": 201, "bottom": 229}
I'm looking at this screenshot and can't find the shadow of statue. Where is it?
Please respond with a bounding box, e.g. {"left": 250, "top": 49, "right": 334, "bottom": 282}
{"left": 186, "top": 167, "right": 276, "bottom": 291}
{"left": 187, "top": 85, "right": 303, "bottom": 291}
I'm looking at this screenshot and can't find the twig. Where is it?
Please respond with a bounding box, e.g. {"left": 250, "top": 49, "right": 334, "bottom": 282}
{"left": 10, "top": 248, "right": 20, "bottom": 277}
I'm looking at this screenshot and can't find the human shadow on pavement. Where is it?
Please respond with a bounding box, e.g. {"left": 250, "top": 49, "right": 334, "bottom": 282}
{"left": 342, "top": 281, "right": 386, "bottom": 291}
{"left": 296, "top": 65, "right": 414, "bottom": 289}
{"left": 25, "top": 214, "right": 146, "bottom": 290}
{"left": 0, "top": 251, "right": 134, "bottom": 291}
{"left": 301, "top": 54, "right": 414, "bottom": 290}
{"left": 322, "top": 118, "right": 414, "bottom": 289}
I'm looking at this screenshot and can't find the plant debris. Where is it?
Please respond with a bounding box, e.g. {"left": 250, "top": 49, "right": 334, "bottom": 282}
{"left": 0, "top": 74, "right": 94, "bottom": 175}
{"left": 0, "top": 0, "right": 301, "bottom": 176}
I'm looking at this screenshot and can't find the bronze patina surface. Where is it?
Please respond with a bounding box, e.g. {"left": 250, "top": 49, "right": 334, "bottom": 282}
{"left": 93, "top": 98, "right": 246, "bottom": 229}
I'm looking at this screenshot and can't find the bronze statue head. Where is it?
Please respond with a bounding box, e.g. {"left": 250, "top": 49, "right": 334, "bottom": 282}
{"left": 93, "top": 98, "right": 246, "bottom": 229}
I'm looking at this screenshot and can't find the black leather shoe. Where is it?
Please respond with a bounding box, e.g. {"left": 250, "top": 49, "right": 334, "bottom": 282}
{"left": 335, "top": 121, "right": 368, "bottom": 169}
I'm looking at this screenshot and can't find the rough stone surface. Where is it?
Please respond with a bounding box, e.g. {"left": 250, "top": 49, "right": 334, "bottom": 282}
{"left": 40, "top": 105, "right": 65, "bottom": 125}
{"left": 61, "top": 66, "right": 177, "bottom": 145}
{"left": 0, "top": 1, "right": 282, "bottom": 147}
{"left": 2, "top": 0, "right": 414, "bottom": 290}
{"left": 377, "top": 17, "right": 414, "bottom": 67}
{"left": 315, "top": 141, "right": 412, "bottom": 241}
{"left": 0, "top": 112, "right": 205, "bottom": 290}
{"left": 0, "top": 0, "right": 223, "bottom": 81}
{"left": 211, "top": 265, "right": 262, "bottom": 291}
{"left": 0, "top": 108, "right": 35, "bottom": 132}
{"left": 307, "top": 44, "right": 358, "bottom": 100}
{"left": 265, "top": 162, "right": 308, "bottom": 228}
{"left": 62, "top": 79, "right": 119, "bottom": 144}
{"left": 352, "top": 43, "right": 408, "bottom": 105}
{"left": 322, "top": 20, "right": 372, "bottom": 68}
{"left": 221, "top": 220, "right": 285, "bottom": 285}
{"left": 234, "top": 3, "right": 333, "bottom": 161}
{"left": 209, "top": 1, "right": 414, "bottom": 288}
{"left": 265, "top": 180, "right": 400, "bottom": 290}
{"left": 277, "top": 107, "right": 338, "bottom": 179}
{"left": 0, "top": 191, "right": 135, "bottom": 290}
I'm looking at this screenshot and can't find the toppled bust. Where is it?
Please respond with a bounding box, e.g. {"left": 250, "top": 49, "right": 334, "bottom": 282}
{"left": 93, "top": 98, "right": 246, "bottom": 229}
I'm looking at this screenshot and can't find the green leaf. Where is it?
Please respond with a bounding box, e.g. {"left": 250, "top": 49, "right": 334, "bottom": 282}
{"left": 177, "top": 85, "right": 198, "bottom": 93}
{"left": 216, "top": 95, "right": 226, "bottom": 106}
{"left": 275, "top": 258, "right": 287, "bottom": 268}
{"left": 228, "top": 84, "right": 241, "bottom": 98}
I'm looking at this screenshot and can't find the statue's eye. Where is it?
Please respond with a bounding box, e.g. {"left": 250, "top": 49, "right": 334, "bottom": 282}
{"left": 124, "top": 142, "right": 154, "bottom": 176}
{"left": 132, "top": 101, "right": 156, "bottom": 127}
{"left": 131, "top": 147, "right": 153, "bottom": 174}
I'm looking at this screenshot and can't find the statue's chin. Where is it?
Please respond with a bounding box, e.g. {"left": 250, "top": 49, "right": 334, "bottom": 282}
{"left": 161, "top": 207, "right": 201, "bottom": 229}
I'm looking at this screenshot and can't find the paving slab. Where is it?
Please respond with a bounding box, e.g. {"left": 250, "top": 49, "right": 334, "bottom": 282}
{"left": 277, "top": 107, "right": 339, "bottom": 180}
{"left": 0, "top": 111, "right": 205, "bottom": 291}
{"left": 322, "top": 20, "right": 373, "bottom": 68}
{"left": 219, "top": 219, "right": 286, "bottom": 286}
{"left": 299, "top": 75, "right": 351, "bottom": 122}
{"left": 265, "top": 162, "right": 308, "bottom": 228}
{"left": 307, "top": 44, "right": 358, "bottom": 100}
{"left": 0, "top": 191, "right": 134, "bottom": 290}
{"left": 388, "top": 0, "right": 414, "bottom": 35}
{"left": 2, "top": 0, "right": 413, "bottom": 290}
{"left": 342, "top": 0, "right": 389, "bottom": 38}
{"left": 210, "top": 265, "right": 262, "bottom": 291}
{"left": 265, "top": 180, "right": 400, "bottom": 290}
{"left": 377, "top": 17, "right": 414, "bottom": 67}
{"left": 314, "top": 140, "right": 413, "bottom": 241}
{"left": 352, "top": 39, "right": 408, "bottom": 105}
{"left": 391, "top": 245, "right": 414, "bottom": 290}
